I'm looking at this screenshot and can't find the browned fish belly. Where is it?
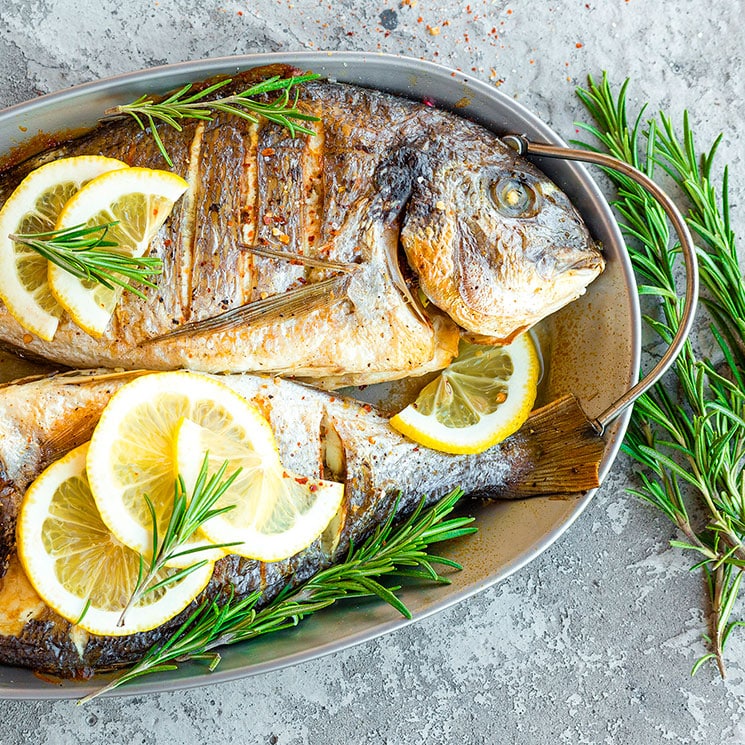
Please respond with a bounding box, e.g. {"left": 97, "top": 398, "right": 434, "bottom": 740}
{"left": 0, "top": 370, "right": 604, "bottom": 677}
{"left": 0, "top": 65, "right": 604, "bottom": 385}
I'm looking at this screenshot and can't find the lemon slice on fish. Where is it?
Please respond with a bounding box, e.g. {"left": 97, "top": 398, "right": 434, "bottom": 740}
{"left": 0, "top": 155, "right": 129, "bottom": 341}
{"left": 389, "top": 334, "right": 540, "bottom": 455}
{"left": 174, "top": 417, "right": 345, "bottom": 562}
{"left": 48, "top": 167, "right": 188, "bottom": 337}
{"left": 85, "top": 371, "right": 282, "bottom": 566}
{"left": 16, "top": 442, "right": 214, "bottom": 636}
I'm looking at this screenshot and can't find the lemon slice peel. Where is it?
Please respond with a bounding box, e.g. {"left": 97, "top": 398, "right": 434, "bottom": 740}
{"left": 0, "top": 155, "right": 129, "bottom": 340}
{"left": 389, "top": 333, "right": 540, "bottom": 455}
{"left": 48, "top": 166, "right": 188, "bottom": 337}
{"left": 86, "top": 371, "right": 281, "bottom": 564}
{"left": 175, "top": 416, "right": 345, "bottom": 562}
{"left": 16, "top": 442, "right": 213, "bottom": 637}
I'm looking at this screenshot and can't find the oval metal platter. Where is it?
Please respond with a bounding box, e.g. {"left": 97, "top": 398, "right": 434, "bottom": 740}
{"left": 0, "top": 52, "right": 639, "bottom": 699}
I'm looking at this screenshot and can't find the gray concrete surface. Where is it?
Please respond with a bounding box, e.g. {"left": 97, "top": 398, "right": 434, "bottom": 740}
{"left": 1, "top": 0, "right": 745, "bottom": 742}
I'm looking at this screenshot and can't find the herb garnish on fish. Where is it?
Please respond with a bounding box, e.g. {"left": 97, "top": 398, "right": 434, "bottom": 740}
{"left": 117, "top": 456, "right": 240, "bottom": 628}
{"left": 103, "top": 73, "right": 321, "bottom": 167}
{"left": 10, "top": 221, "right": 163, "bottom": 300}
{"left": 81, "top": 489, "right": 476, "bottom": 702}
{"left": 577, "top": 74, "right": 745, "bottom": 677}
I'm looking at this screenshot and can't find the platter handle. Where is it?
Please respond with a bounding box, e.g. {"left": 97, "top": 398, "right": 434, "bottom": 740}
{"left": 503, "top": 134, "right": 700, "bottom": 435}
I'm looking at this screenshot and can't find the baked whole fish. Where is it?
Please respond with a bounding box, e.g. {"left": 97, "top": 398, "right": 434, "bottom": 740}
{"left": 0, "top": 65, "right": 604, "bottom": 386}
{"left": 0, "top": 369, "right": 604, "bottom": 677}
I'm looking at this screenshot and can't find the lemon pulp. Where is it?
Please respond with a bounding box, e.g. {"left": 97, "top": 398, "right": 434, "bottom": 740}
{"left": 389, "top": 334, "right": 540, "bottom": 455}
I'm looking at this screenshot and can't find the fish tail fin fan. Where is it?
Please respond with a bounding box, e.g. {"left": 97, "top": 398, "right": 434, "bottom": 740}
{"left": 500, "top": 394, "right": 606, "bottom": 499}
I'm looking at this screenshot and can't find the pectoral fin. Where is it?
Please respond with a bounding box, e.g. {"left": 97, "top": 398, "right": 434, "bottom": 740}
{"left": 141, "top": 273, "right": 353, "bottom": 344}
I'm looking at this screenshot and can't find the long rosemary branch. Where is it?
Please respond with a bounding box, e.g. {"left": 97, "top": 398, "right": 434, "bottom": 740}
{"left": 104, "top": 73, "right": 321, "bottom": 167}
{"left": 80, "top": 489, "right": 476, "bottom": 702}
{"left": 576, "top": 73, "right": 745, "bottom": 675}
{"left": 10, "top": 222, "right": 162, "bottom": 299}
{"left": 117, "top": 456, "right": 240, "bottom": 628}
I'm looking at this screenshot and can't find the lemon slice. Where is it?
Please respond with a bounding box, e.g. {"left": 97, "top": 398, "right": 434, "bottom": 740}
{"left": 49, "top": 167, "right": 188, "bottom": 337}
{"left": 389, "top": 334, "right": 540, "bottom": 455}
{"left": 0, "top": 155, "right": 128, "bottom": 340}
{"left": 16, "top": 442, "right": 214, "bottom": 636}
{"left": 86, "top": 371, "right": 282, "bottom": 565}
{"left": 175, "top": 417, "right": 345, "bottom": 562}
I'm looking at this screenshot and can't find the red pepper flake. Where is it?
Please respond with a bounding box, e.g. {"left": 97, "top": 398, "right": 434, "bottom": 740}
{"left": 362, "top": 403, "right": 373, "bottom": 413}
{"left": 422, "top": 96, "right": 436, "bottom": 107}
{"left": 237, "top": 9, "right": 243, "bottom": 15}
{"left": 417, "top": 15, "right": 423, "bottom": 22}
{"left": 576, "top": 42, "right": 583, "bottom": 48}
{"left": 163, "top": 238, "right": 172, "bottom": 247}
{"left": 22, "top": 333, "right": 33, "bottom": 345}
{"left": 261, "top": 147, "right": 276, "bottom": 157}
{"left": 295, "top": 475, "right": 309, "bottom": 485}
{"left": 309, "top": 484, "right": 318, "bottom": 492}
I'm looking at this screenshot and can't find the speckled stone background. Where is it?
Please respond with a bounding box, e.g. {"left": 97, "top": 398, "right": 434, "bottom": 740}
{"left": 1, "top": 0, "right": 745, "bottom": 743}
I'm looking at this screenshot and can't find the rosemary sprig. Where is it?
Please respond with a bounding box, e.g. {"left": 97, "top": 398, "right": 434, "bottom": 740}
{"left": 117, "top": 456, "right": 240, "bottom": 628}
{"left": 80, "top": 488, "right": 476, "bottom": 702}
{"left": 10, "top": 222, "right": 162, "bottom": 300}
{"left": 576, "top": 73, "right": 745, "bottom": 676}
{"left": 105, "top": 73, "right": 321, "bottom": 167}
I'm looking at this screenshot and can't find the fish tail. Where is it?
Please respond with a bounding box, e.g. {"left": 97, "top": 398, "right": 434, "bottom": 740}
{"left": 500, "top": 394, "right": 605, "bottom": 499}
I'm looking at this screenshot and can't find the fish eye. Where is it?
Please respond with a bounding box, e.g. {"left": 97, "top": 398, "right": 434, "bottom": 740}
{"left": 489, "top": 177, "right": 541, "bottom": 218}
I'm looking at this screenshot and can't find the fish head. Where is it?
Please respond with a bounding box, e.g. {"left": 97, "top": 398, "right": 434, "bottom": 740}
{"left": 400, "top": 139, "right": 605, "bottom": 342}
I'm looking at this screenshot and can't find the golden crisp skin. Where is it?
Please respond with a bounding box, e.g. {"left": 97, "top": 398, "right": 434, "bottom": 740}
{"left": 0, "top": 65, "right": 602, "bottom": 379}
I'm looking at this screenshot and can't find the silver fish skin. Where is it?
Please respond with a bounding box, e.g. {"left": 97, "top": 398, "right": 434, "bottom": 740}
{"left": 0, "top": 66, "right": 604, "bottom": 385}
{"left": 0, "top": 369, "right": 603, "bottom": 677}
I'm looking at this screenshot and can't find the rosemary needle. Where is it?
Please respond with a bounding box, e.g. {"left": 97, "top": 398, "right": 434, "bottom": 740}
{"left": 117, "top": 455, "right": 241, "bottom": 628}
{"left": 575, "top": 73, "right": 745, "bottom": 676}
{"left": 80, "top": 489, "right": 476, "bottom": 702}
{"left": 104, "top": 73, "right": 321, "bottom": 167}
{"left": 10, "top": 222, "right": 163, "bottom": 300}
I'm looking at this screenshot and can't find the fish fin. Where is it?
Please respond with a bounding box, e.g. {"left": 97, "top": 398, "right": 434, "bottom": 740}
{"left": 494, "top": 394, "right": 605, "bottom": 499}
{"left": 41, "top": 411, "right": 99, "bottom": 464}
{"left": 141, "top": 273, "right": 353, "bottom": 344}
{"left": 0, "top": 367, "right": 147, "bottom": 391}
{"left": 381, "top": 234, "right": 429, "bottom": 327}
{"left": 240, "top": 243, "right": 357, "bottom": 273}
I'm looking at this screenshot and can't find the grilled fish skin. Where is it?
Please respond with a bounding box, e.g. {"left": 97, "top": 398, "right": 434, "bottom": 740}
{"left": 0, "top": 66, "right": 603, "bottom": 385}
{"left": 0, "top": 369, "right": 604, "bottom": 677}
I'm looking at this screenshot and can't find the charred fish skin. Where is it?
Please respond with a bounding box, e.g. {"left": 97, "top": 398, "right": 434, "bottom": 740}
{"left": 0, "top": 66, "right": 602, "bottom": 382}
{"left": 0, "top": 370, "right": 603, "bottom": 677}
